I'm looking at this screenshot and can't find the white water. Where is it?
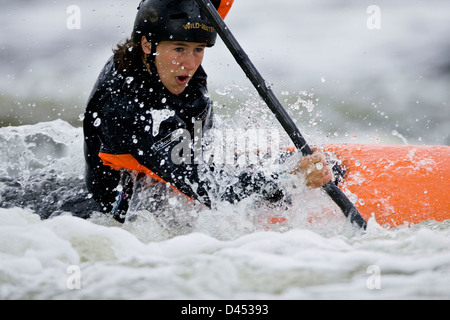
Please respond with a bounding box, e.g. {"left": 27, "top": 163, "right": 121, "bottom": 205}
{"left": 1, "top": 120, "right": 449, "bottom": 300}
{"left": 1, "top": 0, "right": 450, "bottom": 300}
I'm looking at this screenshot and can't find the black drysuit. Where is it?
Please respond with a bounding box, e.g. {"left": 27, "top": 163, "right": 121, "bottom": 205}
{"left": 83, "top": 56, "right": 285, "bottom": 221}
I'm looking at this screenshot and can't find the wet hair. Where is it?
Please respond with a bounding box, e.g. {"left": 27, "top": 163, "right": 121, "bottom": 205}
{"left": 113, "top": 37, "right": 143, "bottom": 74}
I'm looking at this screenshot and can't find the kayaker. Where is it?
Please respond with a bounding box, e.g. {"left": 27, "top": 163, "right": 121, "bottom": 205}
{"left": 83, "top": 0, "right": 334, "bottom": 222}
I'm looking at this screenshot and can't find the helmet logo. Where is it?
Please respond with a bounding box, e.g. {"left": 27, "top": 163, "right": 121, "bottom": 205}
{"left": 183, "top": 23, "right": 215, "bottom": 33}
{"left": 141, "top": 7, "right": 159, "bottom": 23}
{"left": 149, "top": 8, "right": 159, "bottom": 23}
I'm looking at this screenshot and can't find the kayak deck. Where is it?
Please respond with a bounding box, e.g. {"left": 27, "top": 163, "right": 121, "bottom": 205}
{"left": 324, "top": 144, "right": 450, "bottom": 228}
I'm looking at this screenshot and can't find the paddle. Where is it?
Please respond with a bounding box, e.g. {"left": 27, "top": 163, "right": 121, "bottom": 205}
{"left": 196, "top": 0, "right": 367, "bottom": 230}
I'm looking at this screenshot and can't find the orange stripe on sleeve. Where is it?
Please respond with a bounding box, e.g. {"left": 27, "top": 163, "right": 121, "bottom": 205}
{"left": 98, "top": 152, "right": 193, "bottom": 200}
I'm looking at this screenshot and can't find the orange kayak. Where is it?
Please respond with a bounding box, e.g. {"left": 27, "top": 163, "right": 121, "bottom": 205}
{"left": 323, "top": 144, "right": 450, "bottom": 228}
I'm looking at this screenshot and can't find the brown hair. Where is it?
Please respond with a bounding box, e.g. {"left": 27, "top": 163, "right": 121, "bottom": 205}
{"left": 113, "top": 38, "right": 142, "bottom": 74}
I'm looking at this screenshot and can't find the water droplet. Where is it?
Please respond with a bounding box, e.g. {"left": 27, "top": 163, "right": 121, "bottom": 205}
{"left": 349, "top": 194, "right": 358, "bottom": 204}
{"left": 126, "top": 76, "right": 134, "bottom": 84}
{"left": 215, "top": 88, "right": 228, "bottom": 96}
{"left": 93, "top": 118, "right": 101, "bottom": 127}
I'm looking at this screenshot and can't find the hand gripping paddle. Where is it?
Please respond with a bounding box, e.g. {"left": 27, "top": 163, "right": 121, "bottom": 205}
{"left": 195, "top": 0, "right": 367, "bottom": 230}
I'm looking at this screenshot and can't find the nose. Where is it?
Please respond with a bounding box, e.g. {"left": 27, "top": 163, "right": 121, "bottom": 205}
{"left": 181, "top": 52, "right": 197, "bottom": 71}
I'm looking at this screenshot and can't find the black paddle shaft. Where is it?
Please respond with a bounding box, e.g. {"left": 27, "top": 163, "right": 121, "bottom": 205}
{"left": 195, "top": 0, "right": 367, "bottom": 230}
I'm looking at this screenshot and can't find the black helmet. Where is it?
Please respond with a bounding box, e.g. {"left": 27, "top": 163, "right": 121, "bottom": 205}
{"left": 133, "top": 0, "right": 225, "bottom": 47}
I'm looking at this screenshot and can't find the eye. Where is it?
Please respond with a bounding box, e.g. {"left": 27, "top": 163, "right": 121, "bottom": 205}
{"left": 174, "top": 47, "right": 184, "bottom": 53}
{"left": 195, "top": 47, "right": 205, "bottom": 53}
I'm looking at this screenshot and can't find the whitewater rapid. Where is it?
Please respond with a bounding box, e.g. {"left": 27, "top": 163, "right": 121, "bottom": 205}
{"left": 1, "top": 120, "right": 449, "bottom": 300}
{"left": 1, "top": 0, "right": 450, "bottom": 300}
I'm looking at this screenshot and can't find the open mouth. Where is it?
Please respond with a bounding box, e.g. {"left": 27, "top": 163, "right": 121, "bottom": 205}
{"left": 176, "top": 75, "right": 190, "bottom": 85}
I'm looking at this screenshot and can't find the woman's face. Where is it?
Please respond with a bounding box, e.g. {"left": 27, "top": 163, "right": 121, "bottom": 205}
{"left": 142, "top": 38, "right": 206, "bottom": 95}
